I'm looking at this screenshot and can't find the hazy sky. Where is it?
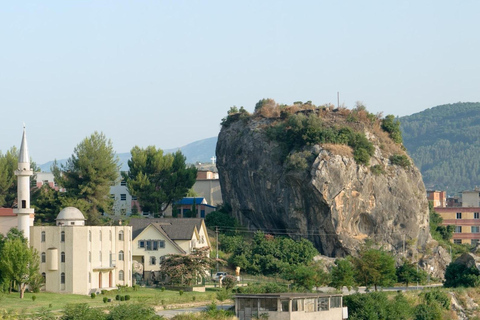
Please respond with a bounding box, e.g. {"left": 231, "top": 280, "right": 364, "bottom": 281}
{"left": 2, "top": 1, "right": 479, "bottom": 164}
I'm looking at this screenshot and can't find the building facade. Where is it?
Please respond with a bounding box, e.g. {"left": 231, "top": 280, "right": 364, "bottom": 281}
{"left": 436, "top": 207, "right": 480, "bottom": 245}
{"left": 427, "top": 190, "right": 447, "bottom": 208}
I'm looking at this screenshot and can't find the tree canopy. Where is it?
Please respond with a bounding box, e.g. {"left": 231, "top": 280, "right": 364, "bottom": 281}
{"left": 352, "top": 247, "right": 397, "bottom": 291}
{"left": 52, "top": 132, "right": 119, "bottom": 225}
{"left": 0, "top": 147, "right": 18, "bottom": 208}
{"left": 123, "top": 146, "right": 197, "bottom": 216}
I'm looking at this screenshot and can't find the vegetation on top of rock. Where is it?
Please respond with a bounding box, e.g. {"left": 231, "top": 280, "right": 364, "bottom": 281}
{"left": 400, "top": 102, "right": 480, "bottom": 193}
{"left": 221, "top": 99, "right": 408, "bottom": 167}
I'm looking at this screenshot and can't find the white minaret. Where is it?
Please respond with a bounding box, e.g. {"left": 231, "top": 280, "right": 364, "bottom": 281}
{"left": 13, "top": 126, "right": 34, "bottom": 242}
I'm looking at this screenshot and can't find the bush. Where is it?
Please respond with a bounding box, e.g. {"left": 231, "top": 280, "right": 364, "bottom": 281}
{"left": 216, "top": 289, "right": 231, "bottom": 302}
{"left": 32, "top": 295, "right": 37, "bottom": 302}
{"left": 179, "top": 290, "right": 184, "bottom": 296}
{"left": 120, "top": 296, "right": 125, "bottom": 301}
{"left": 90, "top": 293, "right": 96, "bottom": 299}
{"left": 125, "top": 295, "right": 130, "bottom": 301}
{"left": 444, "top": 262, "right": 480, "bottom": 287}
{"left": 115, "top": 294, "right": 120, "bottom": 301}
{"left": 160, "top": 287, "right": 165, "bottom": 292}
{"left": 381, "top": 115, "right": 403, "bottom": 144}
{"left": 222, "top": 275, "right": 237, "bottom": 290}
{"left": 390, "top": 154, "right": 410, "bottom": 167}
{"left": 370, "top": 164, "right": 385, "bottom": 175}
{"left": 101, "top": 290, "right": 107, "bottom": 295}
{"left": 103, "top": 297, "right": 108, "bottom": 303}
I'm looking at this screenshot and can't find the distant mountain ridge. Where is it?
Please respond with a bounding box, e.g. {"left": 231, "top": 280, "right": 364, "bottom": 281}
{"left": 39, "top": 136, "right": 218, "bottom": 172}
{"left": 400, "top": 102, "right": 480, "bottom": 194}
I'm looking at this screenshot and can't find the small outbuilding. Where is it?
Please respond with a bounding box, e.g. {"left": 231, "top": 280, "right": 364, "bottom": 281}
{"left": 234, "top": 292, "right": 348, "bottom": 320}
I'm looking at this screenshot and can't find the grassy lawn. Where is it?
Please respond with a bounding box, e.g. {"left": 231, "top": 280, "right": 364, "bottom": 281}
{"left": 0, "top": 287, "right": 221, "bottom": 316}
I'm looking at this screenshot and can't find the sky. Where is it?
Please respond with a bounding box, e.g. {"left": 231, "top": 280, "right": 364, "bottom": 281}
{"left": 1, "top": 1, "right": 480, "bottom": 164}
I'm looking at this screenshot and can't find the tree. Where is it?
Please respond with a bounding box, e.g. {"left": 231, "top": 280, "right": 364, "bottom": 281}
{"left": 381, "top": 114, "right": 403, "bottom": 144}
{"left": 160, "top": 248, "right": 217, "bottom": 286}
{"left": 330, "top": 258, "right": 356, "bottom": 291}
{"left": 52, "top": 132, "right": 119, "bottom": 225}
{"left": 396, "top": 259, "right": 427, "bottom": 288}
{"left": 352, "top": 248, "right": 397, "bottom": 291}
{"left": 123, "top": 146, "right": 197, "bottom": 216}
{"left": 0, "top": 229, "right": 42, "bottom": 298}
{"left": 444, "top": 261, "right": 480, "bottom": 287}
{"left": 0, "top": 147, "right": 18, "bottom": 208}
{"left": 282, "top": 262, "right": 329, "bottom": 291}
{"left": 31, "top": 184, "right": 64, "bottom": 225}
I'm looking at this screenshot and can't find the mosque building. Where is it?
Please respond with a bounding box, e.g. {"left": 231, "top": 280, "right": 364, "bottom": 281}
{"left": 1, "top": 128, "right": 132, "bottom": 294}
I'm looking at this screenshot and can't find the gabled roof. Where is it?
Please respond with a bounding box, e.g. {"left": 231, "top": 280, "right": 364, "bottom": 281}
{"left": 0, "top": 208, "right": 15, "bottom": 217}
{"left": 138, "top": 223, "right": 186, "bottom": 254}
{"left": 129, "top": 218, "right": 204, "bottom": 241}
{"left": 175, "top": 197, "right": 206, "bottom": 205}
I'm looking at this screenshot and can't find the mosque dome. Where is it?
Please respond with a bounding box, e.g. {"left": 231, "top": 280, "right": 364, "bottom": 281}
{"left": 56, "top": 207, "right": 85, "bottom": 226}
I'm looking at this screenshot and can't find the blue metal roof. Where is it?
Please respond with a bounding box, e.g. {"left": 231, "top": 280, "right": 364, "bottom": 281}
{"left": 175, "top": 197, "right": 206, "bottom": 205}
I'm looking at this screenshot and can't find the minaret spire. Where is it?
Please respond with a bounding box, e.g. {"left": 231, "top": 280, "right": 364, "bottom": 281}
{"left": 14, "top": 125, "right": 34, "bottom": 242}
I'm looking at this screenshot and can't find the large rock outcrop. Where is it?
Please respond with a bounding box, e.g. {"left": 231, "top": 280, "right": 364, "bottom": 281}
{"left": 216, "top": 106, "right": 432, "bottom": 257}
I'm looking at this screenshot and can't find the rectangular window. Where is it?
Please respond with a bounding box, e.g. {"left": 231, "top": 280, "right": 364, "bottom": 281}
{"left": 455, "top": 226, "right": 462, "bottom": 233}
{"left": 330, "top": 296, "right": 342, "bottom": 308}
{"left": 472, "top": 239, "right": 479, "bottom": 246}
{"left": 150, "top": 256, "right": 156, "bottom": 265}
{"left": 120, "top": 180, "right": 127, "bottom": 186}
{"left": 456, "top": 212, "right": 462, "bottom": 219}
{"left": 292, "top": 299, "right": 303, "bottom": 312}
{"left": 259, "top": 298, "right": 277, "bottom": 312}
{"left": 153, "top": 241, "right": 158, "bottom": 251}
{"left": 159, "top": 240, "right": 165, "bottom": 248}
{"left": 454, "top": 239, "right": 462, "bottom": 244}
{"left": 139, "top": 241, "right": 145, "bottom": 248}
{"left": 41, "top": 232, "right": 46, "bottom": 242}
{"left": 146, "top": 240, "right": 152, "bottom": 251}
{"left": 475, "top": 212, "right": 480, "bottom": 219}
{"left": 472, "top": 226, "right": 480, "bottom": 233}
{"left": 305, "top": 299, "right": 315, "bottom": 312}
{"left": 281, "top": 300, "right": 289, "bottom": 312}
{"left": 317, "top": 297, "right": 329, "bottom": 311}
{"left": 120, "top": 194, "right": 127, "bottom": 201}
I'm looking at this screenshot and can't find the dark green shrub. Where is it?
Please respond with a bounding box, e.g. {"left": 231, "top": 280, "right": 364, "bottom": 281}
{"left": 444, "top": 262, "right": 480, "bottom": 287}
{"left": 101, "top": 290, "right": 107, "bottom": 295}
{"left": 103, "top": 297, "right": 108, "bottom": 303}
{"left": 179, "top": 290, "right": 184, "bottom": 296}
{"left": 120, "top": 295, "right": 125, "bottom": 301}
{"left": 90, "top": 293, "right": 96, "bottom": 299}
{"left": 160, "top": 287, "right": 165, "bottom": 292}
{"left": 32, "top": 295, "right": 37, "bottom": 301}
{"left": 370, "top": 164, "right": 385, "bottom": 175}
{"left": 390, "top": 154, "right": 410, "bottom": 167}
{"left": 381, "top": 115, "right": 403, "bottom": 144}
{"left": 125, "top": 295, "right": 130, "bottom": 301}
{"left": 222, "top": 275, "right": 237, "bottom": 290}
{"left": 115, "top": 294, "right": 120, "bottom": 301}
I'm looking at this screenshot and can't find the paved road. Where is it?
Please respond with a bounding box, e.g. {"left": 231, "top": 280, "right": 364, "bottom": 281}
{"left": 156, "top": 304, "right": 233, "bottom": 319}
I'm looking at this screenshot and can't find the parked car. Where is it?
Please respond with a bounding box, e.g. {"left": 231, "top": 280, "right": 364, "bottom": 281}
{"left": 212, "top": 272, "right": 227, "bottom": 281}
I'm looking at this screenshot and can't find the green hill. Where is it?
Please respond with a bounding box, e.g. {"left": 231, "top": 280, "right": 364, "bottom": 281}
{"left": 400, "top": 102, "right": 480, "bottom": 194}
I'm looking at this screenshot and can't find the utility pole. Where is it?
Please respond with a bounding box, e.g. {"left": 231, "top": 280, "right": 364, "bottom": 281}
{"left": 337, "top": 92, "right": 340, "bottom": 108}
{"left": 216, "top": 226, "right": 219, "bottom": 273}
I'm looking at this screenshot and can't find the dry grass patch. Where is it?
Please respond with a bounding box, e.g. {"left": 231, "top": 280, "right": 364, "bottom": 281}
{"left": 322, "top": 144, "right": 353, "bottom": 157}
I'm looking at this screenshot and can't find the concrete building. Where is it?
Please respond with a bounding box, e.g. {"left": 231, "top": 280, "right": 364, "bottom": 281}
{"left": 234, "top": 293, "right": 347, "bottom": 320}
{"left": 164, "top": 197, "right": 216, "bottom": 218}
{"left": 192, "top": 170, "right": 222, "bottom": 206}
{"left": 461, "top": 189, "right": 480, "bottom": 207}
{"left": 427, "top": 190, "right": 447, "bottom": 208}
{"left": 30, "top": 207, "right": 133, "bottom": 294}
{"left": 436, "top": 207, "right": 480, "bottom": 245}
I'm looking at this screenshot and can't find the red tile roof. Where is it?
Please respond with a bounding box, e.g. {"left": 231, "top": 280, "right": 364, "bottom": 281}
{"left": 0, "top": 208, "right": 15, "bottom": 217}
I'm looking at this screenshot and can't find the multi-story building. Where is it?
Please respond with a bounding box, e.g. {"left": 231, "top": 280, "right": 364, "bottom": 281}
{"left": 427, "top": 190, "right": 447, "bottom": 208}
{"left": 30, "top": 207, "right": 133, "bottom": 294}
{"left": 436, "top": 207, "right": 480, "bottom": 245}
{"left": 461, "top": 189, "right": 480, "bottom": 207}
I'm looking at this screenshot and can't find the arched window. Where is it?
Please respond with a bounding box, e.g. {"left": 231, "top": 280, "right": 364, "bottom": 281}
{"left": 41, "top": 252, "right": 46, "bottom": 263}
{"left": 61, "top": 272, "right": 65, "bottom": 284}
{"left": 42, "top": 272, "right": 46, "bottom": 282}
{"left": 119, "top": 270, "right": 124, "bottom": 281}
{"left": 41, "top": 231, "right": 46, "bottom": 242}
{"left": 119, "top": 230, "right": 124, "bottom": 241}
{"left": 60, "top": 231, "right": 65, "bottom": 242}
{"left": 61, "top": 252, "right": 65, "bottom": 263}
{"left": 118, "top": 250, "right": 124, "bottom": 261}
{"left": 89, "top": 230, "right": 92, "bottom": 242}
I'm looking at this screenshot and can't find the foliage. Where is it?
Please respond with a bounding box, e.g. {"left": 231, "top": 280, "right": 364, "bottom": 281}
{"left": 381, "top": 115, "right": 403, "bottom": 144}
{"left": 267, "top": 113, "right": 375, "bottom": 166}
{"left": 123, "top": 146, "right": 197, "bottom": 216}
{"left": 389, "top": 154, "right": 411, "bottom": 167}
{"left": 413, "top": 289, "right": 450, "bottom": 320}
{"left": 396, "top": 259, "right": 427, "bottom": 288}
{"left": 90, "top": 293, "right": 95, "bottom": 299}
{"left": 370, "top": 164, "right": 385, "bottom": 175}
{"left": 221, "top": 106, "right": 251, "bottom": 127}
{"left": 107, "top": 303, "right": 162, "bottom": 320}
{"left": 352, "top": 247, "right": 397, "bottom": 291}
{"left": 52, "top": 132, "right": 119, "bottom": 225}
{"left": 31, "top": 184, "right": 64, "bottom": 225}
{"left": 215, "top": 288, "right": 232, "bottom": 301}
{"left": 444, "top": 261, "right": 480, "bottom": 287}
{"left": 234, "top": 282, "right": 288, "bottom": 294}
{"left": 0, "top": 229, "right": 42, "bottom": 298}
{"left": 205, "top": 209, "right": 238, "bottom": 234}
{"left": 329, "top": 258, "right": 356, "bottom": 290}
{"left": 281, "top": 262, "right": 329, "bottom": 291}
{"left": 221, "top": 275, "right": 237, "bottom": 290}
{"left": 428, "top": 202, "right": 454, "bottom": 244}
{"left": 420, "top": 289, "right": 450, "bottom": 310}
{"left": 201, "top": 301, "right": 235, "bottom": 319}
{"left": 400, "top": 102, "right": 480, "bottom": 193}
{"left": 0, "top": 147, "right": 18, "bottom": 208}
{"left": 160, "top": 249, "right": 217, "bottom": 286}
{"left": 60, "top": 303, "right": 106, "bottom": 320}
{"left": 345, "top": 291, "right": 412, "bottom": 320}
{"left": 285, "top": 151, "right": 314, "bottom": 171}
{"left": 224, "top": 232, "right": 318, "bottom": 276}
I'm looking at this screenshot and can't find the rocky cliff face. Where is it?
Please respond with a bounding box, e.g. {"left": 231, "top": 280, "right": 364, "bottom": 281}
{"left": 216, "top": 106, "right": 432, "bottom": 257}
